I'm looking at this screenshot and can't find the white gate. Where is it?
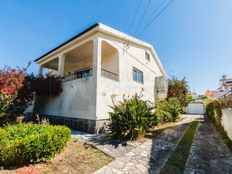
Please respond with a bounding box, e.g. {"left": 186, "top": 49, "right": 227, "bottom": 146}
{"left": 187, "top": 103, "right": 205, "bottom": 114}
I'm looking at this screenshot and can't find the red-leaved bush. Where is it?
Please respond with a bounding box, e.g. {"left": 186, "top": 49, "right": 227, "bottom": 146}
{"left": 0, "top": 67, "right": 25, "bottom": 96}
{"left": 0, "top": 66, "right": 63, "bottom": 123}
{"left": 0, "top": 67, "right": 25, "bottom": 118}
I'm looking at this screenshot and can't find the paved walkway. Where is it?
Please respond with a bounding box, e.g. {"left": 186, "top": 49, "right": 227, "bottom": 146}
{"left": 184, "top": 120, "right": 232, "bottom": 174}
{"left": 94, "top": 116, "right": 198, "bottom": 174}
{"left": 72, "top": 131, "right": 141, "bottom": 158}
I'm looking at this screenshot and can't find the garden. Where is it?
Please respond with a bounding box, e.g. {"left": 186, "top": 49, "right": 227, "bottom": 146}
{"left": 0, "top": 65, "right": 191, "bottom": 173}
{"left": 108, "top": 76, "right": 191, "bottom": 140}
{"left": 0, "top": 66, "right": 112, "bottom": 173}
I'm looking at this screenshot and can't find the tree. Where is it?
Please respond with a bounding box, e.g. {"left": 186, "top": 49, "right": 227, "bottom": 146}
{"left": 167, "top": 76, "right": 192, "bottom": 108}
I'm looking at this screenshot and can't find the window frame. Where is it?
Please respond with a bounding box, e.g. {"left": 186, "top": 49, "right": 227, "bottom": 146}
{"left": 145, "top": 51, "right": 150, "bottom": 61}
{"left": 132, "top": 67, "right": 144, "bottom": 84}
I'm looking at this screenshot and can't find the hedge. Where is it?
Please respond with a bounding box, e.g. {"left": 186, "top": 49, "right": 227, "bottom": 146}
{"left": 0, "top": 123, "right": 71, "bottom": 168}
{"left": 206, "top": 100, "right": 232, "bottom": 152}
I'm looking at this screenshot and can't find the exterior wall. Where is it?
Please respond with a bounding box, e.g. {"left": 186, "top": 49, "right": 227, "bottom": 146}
{"left": 34, "top": 76, "right": 96, "bottom": 120}
{"left": 102, "top": 51, "right": 119, "bottom": 74}
{"left": 221, "top": 109, "right": 232, "bottom": 140}
{"left": 34, "top": 31, "right": 166, "bottom": 133}
{"left": 96, "top": 34, "right": 163, "bottom": 120}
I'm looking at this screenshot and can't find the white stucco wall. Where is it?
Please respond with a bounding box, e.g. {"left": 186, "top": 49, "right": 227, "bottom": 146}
{"left": 221, "top": 108, "right": 232, "bottom": 140}
{"left": 35, "top": 76, "right": 96, "bottom": 120}
{"left": 96, "top": 35, "right": 163, "bottom": 120}
{"left": 34, "top": 30, "right": 166, "bottom": 121}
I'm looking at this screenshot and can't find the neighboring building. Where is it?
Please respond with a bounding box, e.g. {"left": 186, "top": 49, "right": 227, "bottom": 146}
{"left": 33, "top": 23, "right": 168, "bottom": 133}
{"left": 205, "top": 77, "right": 232, "bottom": 99}
{"left": 219, "top": 78, "right": 232, "bottom": 91}
{"left": 205, "top": 89, "right": 227, "bottom": 99}
{"left": 185, "top": 91, "right": 205, "bottom": 115}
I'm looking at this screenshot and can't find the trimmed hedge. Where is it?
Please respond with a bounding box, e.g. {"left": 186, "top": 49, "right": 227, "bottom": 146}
{"left": 0, "top": 123, "right": 71, "bottom": 168}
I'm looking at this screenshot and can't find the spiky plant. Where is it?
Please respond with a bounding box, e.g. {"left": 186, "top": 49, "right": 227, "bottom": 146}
{"left": 108, "top": 93, "right": 157, "bottom": 140}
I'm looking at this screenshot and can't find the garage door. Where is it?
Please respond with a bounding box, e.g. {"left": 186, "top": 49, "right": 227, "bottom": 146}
{"left": 187, "top": 103, "right": 205, "bottom": 114}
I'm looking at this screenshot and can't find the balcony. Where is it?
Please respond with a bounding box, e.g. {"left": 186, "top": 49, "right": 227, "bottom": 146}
{"left": 101, "top": 68, "right": 119, "bottom": 81}
{"left": 62, "top": 68, "right": 93, "bottom": 82}
{"left": 62, "top": 68, "right": 119, "bottom": 83}
{"left": 38, "top": 40, "right": 120, "bottom": 83}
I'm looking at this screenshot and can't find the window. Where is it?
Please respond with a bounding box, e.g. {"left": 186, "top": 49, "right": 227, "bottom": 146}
{"left": 145, "top": 51, "right": 150, "bottom": 61}
{"left": 133, "top": 68, "right": 143, "bottom": 83}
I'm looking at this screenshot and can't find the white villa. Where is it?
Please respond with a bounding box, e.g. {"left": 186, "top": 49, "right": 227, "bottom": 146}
{"left": 33, "top": 23, "right": 168, "bottom": 133}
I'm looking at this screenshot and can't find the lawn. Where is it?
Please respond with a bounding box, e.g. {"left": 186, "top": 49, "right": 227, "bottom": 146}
{"left": 0, "top": 138, "right": 113, "bottom": 174}
{"left": 160, "top": 121, "right": 199, "bottom": 174}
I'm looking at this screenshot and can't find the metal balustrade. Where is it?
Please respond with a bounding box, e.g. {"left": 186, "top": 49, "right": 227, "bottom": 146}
{"left": 101, "top": 68, "right": 119, "bottom": 81}
{"left": 62, "top": 68, "right": 119, "bottom": 82}
{"left": 62, "top": 68, "right": 93, "bottom": 82}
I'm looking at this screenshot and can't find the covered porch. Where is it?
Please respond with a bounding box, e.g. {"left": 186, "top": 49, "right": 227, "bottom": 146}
{"left": 38, "top": 39, "right": 119, "bottom": 82}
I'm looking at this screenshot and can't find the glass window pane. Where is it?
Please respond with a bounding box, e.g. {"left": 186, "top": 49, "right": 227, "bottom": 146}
{"left": 133, "top": 69, "right": 137, "bottom": 81}
{"left": 138, "top": 72, "right": 143, "bottom": 83}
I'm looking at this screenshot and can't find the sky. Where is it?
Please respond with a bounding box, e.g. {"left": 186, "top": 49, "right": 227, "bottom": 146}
{"left": 0, "top": 0, "right": 231, "bottom": 94}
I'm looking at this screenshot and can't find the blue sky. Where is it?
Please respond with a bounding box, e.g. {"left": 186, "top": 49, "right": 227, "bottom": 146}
{"left": 0, "top": 0, "right": 231, "bottom": 94}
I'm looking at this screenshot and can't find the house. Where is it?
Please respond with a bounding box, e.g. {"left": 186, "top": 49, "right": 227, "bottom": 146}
{"left": 33, "top": 23, "right": 168, "bottom": 133}
{"left": 219, "top": 77, "right": 232, "bottom": 91}
{"left": 205, "top": 77, "right": 232, "bottom": 99}
{"left": 185, "top": 91, "right": 205, "bottom": 115}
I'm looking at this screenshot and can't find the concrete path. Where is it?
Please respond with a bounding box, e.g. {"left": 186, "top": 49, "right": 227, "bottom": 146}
{"left": 94, "top": 115, "right": 198, "bottom": 174}
{"left": 184, "top": 119, "right": 232, "bottom": 174}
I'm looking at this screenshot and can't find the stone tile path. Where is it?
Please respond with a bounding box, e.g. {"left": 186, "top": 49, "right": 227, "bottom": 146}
{"left": 184, "top": 120, "right": 232, "bottom": 174}
{"left": 72, "top": 131, "right": 141, "bottom": 158}
{"left": 94, "top": 121, "right": 192, "bottom": 174}
{"left": 72, "top": 115, "right": 199, "bottom": 159}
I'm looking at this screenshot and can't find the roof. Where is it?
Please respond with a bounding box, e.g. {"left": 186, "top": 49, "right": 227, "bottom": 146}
{"left": 34, "top": 23, "right": 99, "bottom": 62}
{"left": 34, "top": 23, "right": 166, "bottom": 76}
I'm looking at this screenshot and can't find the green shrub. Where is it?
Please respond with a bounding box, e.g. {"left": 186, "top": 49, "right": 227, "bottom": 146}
{"left": 109, "top": 94, "right": 157, "bottom": 140}
{"left": 206, "top": 100, "right": 232, "bottom": 152}
{"left": 167, "top": 97, "right": 182, "bottom": 121}
{"left": 205, "top": 100, "right": 222, "bottom": 125}
{"left": 0, "top": 123, "right": 70, "bottom": 168}
{"left": 155, "top": 100, "right": 172, "bottom": 123}
{"left": 155, "top": 97, "right": 181, "bottom": 124}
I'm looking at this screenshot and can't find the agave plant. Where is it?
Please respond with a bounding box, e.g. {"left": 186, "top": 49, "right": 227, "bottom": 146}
{"left": 108, "top": 93, "right": 157, "bottom": 140}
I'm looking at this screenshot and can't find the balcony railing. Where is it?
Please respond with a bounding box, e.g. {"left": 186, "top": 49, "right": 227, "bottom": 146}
{"left": 62, "top": 68, "right": 92, "bottom": 82}
{"left": 101, "top": 68, "right": 119, "bottom": 81}
{"left": 62, "top": 68, "right": 119, "bottom": 82}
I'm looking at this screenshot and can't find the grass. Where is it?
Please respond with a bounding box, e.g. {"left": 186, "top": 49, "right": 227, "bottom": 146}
{"left": 160, "top": 121, "right": 199, "bottom": 174}
{"left": 0, "top": 138, "right": 113, "bottom": 174}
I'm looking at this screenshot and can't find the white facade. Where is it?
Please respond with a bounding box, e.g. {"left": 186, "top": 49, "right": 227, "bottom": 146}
{"left": 34, "top": 23, "right": 167, "bottom": 132}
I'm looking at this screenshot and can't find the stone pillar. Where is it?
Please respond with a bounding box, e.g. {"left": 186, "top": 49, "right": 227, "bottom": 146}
{"left": 58, "top": 54, "right": 66, "bottom": 76}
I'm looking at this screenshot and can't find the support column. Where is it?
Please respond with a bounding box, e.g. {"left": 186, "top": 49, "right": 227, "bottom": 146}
{"left": 38, "top": 65, "right": 43, "bottom": 77}
{"left": 93, "top": 37, "right": 102, "bottom": 122}
{"left": 58, "top": 54, "right": 66, "bottom": 76}
{"left": 93, "top": 37, "right": 102, "bottom": 80}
